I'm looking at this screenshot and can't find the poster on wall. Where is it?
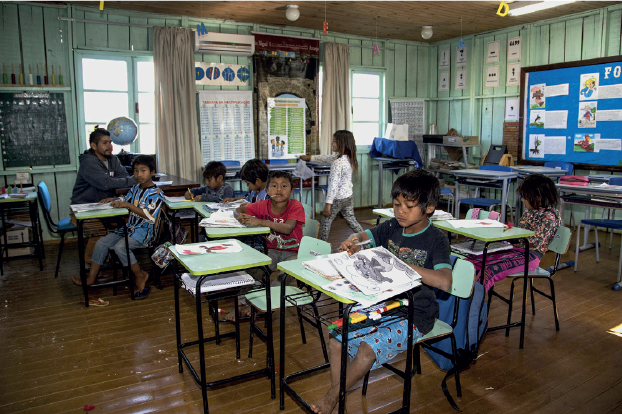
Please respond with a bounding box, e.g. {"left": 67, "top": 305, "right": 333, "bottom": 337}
{"left": 507, "top": 62, "right": 521, "bottom": 86}
{"left": 456, "top": 46, "right": 467, "bottom": 67}
{"left": 267, "top": 97, "right": 306, "bottom": 159}
{"left": 195, "top": 63, "right": 251, "bottom": 87}
{"left": 508, "top": 36, "right": 522, "bottom": 60}
{"left": 487, "top": 41, "right": 500, "bottom": 63}
{"left": 198, "top": 90, "right": 255, "bottom": 164}
{"left": 389, "top": 98, "right": 426, "bottom": 161}
{"left": 579, "top": 73, "right": 599, "bottom": 100}
{"left": 439, "top": 49, "right": 450, "bottom": 69}
{"left": 486, "top": 65, "right": 500, "bottom": 88}
{"left": 439, "top": 71, "right": 450, "bottom": 91}
{"left": 455, "top": 68, "right": 467, "bottom": 89}
{"left": 505, "top": 97, "right": 519, "bottom": 121}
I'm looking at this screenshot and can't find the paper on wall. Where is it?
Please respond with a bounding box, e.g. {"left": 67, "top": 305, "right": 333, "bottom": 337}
{"left": 456, "top": 46, "right": 467, "bottom": 67}
{"left": 505, "top": 98, "right": 519, "bottom": 121}
{"left": 545, "top": 84, "right": 569, "bottom": 97}
{"left": 543, "top": 136, "right": 566, "bottom": 155}
{"left": 596, "top": 109, "right": 622, "bottom": 121}
{"left": 530, "top": 84, "right": 546, "bottom": 108}
{"left": 486, "top": 65, "right": 500, "bottom": 88}
{"left": 544, "top": 110, "right": 568, "bottom": 129}
{"left": 578, "top": 101, "right": 597, "bottom": 128}
{"left": 487, "top": 41, "right": 500, "bottom": 63}
{"left": 508, "top": 36, "right": 522, "bottom": 60}
{"left": 455, "top": 68, "right": 467, "bottom": 90}
{"left": 507, "top": 62, "right": 520, "bottom": 86}
{"left": 579, "top": 73, "right": 599, "bottom": 100}
{"left": 594, "top": 139, "right": 622, "bottom": 152}
{"left": 529, "top": 110, "right": 545, "bottom": 128}
{"left": 598, "top": 84, "right": 622, "bottom": 100}
{"left": 529, "top": 134, "right": 545, "bottom": 158}
{"left": 439, "top": 49, "right": 450, "bottom": 69}
{"left": 439, "top": 71, "right": 450, "bottom": 91}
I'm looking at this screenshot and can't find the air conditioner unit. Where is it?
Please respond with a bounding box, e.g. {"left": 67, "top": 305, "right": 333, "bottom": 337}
{"left": 194, "top": 32, "right": 255, "bottom": 56}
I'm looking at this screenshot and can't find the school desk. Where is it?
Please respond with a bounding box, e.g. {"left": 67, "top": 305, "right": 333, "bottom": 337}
{"left": 433, "top": 220, "right": 534, "bottom": 349}
{"left": 73, "top": 207, "right": 130, "bottom": 307}
{"left": 169, "top": 240, "right": 274, "bottom": 414}
{"left": 425, "top": 142, "right": 478, "bottom": 169}
{"left": 277, "top": 257, "right": 420, "bottom": 414}
{"left": 452, "top": 169, "right": 518, "bottom": 223}
{"left": 0, "top": 192, "right": 44, "bottom": 274}
{"left": 163, "top": 199, "right": 207, "bottom": 243}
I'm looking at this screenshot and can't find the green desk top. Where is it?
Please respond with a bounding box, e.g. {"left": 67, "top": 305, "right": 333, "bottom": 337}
{"left": 433, "top": 220, "right": 534, "bottom": 241}
{"left": 203, "top": 225, "right": 271, "bottom": 238}
{"left": 193, "top": 204, "right": 211, "bottom": 218}
{"left": 170, "top": 239, "right": 271, "bottom": 275}
{"left": 278, "top": 257, "right": 355, "bottom": 304}
{"left": 164, "top": 199, "right": 208, "bottom": 210}
{"left": 0, "top": 192, "right": 38, "bottom": 203}
{"left": 372, "top": 208, "right": 394, "bottom": 218}
{"left": 74, "top": 208, "right": 129, "bottom": 220}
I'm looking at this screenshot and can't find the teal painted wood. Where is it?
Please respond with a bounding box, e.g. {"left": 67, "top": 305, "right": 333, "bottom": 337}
{"left": 505, "top": 30, "right": 521, "bottom": 96}
{"left": 450, "top": 100, "right": 461, "bottom": 134}
{"left": 0, "top": 4, "right": 22, "bottom": 65}
{"left": 393, "top": 43, "right": 406, "bottom": 97}
{"left": 437, "top": 101, "right": 449, "bottom": 133}
{"left": 549, "top": 22, "right": 566, "bottom": 64}
{"left": 84, "top": 11, "right": 108, "bottom": 49}
{"left": 43, "top": 6, "right": 69, "bottom": 74}
{"left": 147, "top": 17, "right": 166, "bottom": 51}
{"left": 582, "top": 14, "right": 600, "bottom": 60}
{"left": 417, "top": 46, "right": 429, "bottom": 99}
{"left": 480, "top": 98, "right": 493, "bottom": 155}
{"left": 481, "top": 35, "right": 496, "bottom": 97}
{"left": 564, "top": 18, "right": 583, "bottom": 62}
{"left": 71, "top": 8, "right": 86, "bottom": 49}
{"left": 605, "top": 9, "right": 621, "bottom": 56}
{"left": 429, "top": 46, "right": 438, "bottom": 99}
{"left": 108, "top": 14, "right": 130, "bottom": 50}
{"left": 493, "top": 33, "right": 507, "bottom": 97}
{"left": 385, "top": 42, "right": 395, "bottom": 118}
{"left": 361, "top": 39, "right": 373, "bottom": 67}
{"left": 491, "top": 98, "right": 505, "bottom": 147}
{"left": 19, "top": 5, "right": 46, "bottom": 77}
{"left": 449, "top": 41, "right": 460, "bottom": 98}
{"left": 129, "top": 16, "right": 149, "bottom": 51}
{"left": 461, "top": 100, "right": 471, "bottom": 151}
{"left": 406, "top": 45, "right": 418, "bottom": 97}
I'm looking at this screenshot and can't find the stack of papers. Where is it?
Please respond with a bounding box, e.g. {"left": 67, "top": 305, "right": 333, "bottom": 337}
{"left": 302, "top": 247, "right": 422, "bottom": 307}
{"left": 70, "top": 202, "right": 114, "bottom": 213}
{"left": 451, "top": 240, "right": 513, "bottom": 255}
{"left": 445, "top": 219, "right": 505, "bottom": 228}
{"left": 199, "top": 210, "right": 246, "bottom": 228}
{"left": 431, "top": 209, "right": 454, "bottom": 221}
{"left": 164, "top": 195, "right": 187, "bottom": 203}
{"left": 180, "top": 271, "right": 256, "bottom": 294}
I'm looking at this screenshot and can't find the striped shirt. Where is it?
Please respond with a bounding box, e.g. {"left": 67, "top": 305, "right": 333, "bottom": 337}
{"left": 115, "top": 184, "right": 164, "bottom": 247}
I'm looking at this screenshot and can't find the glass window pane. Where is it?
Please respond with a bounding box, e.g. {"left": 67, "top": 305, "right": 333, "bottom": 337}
{"left": 138, "top": 124, "right": 156, "bottom": 155}
{"left": 82, "top": 58, "right": 128, "bottom": 91}
{"left": 138, "top": 93, "right": 155, "bottom": 123}
{"left": 352, "top": 122, "right": 379, "bottom": 146}
{"left": 136, "top": 61, "right": 154, "bottom": 92}
{"left": 83, "top": 92, "right": 128, "bottom": 123}
{"left": 353, "top": 98, "right": 379, "bottom": 122}
{"left": 85, "top": 123, "right": 131, "bottom": 153}
{"left": 353, "top": 73, "right": 379, "bottom": 98}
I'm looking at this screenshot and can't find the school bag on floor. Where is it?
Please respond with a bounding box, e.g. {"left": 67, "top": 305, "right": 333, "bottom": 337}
{"left": 423, "top": 281, "right": 488, "bottom": 411}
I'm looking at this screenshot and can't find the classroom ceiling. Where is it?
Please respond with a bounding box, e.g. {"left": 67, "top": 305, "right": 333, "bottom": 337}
{"left": 60, "top": 1, "right": 621, "bottom": 43}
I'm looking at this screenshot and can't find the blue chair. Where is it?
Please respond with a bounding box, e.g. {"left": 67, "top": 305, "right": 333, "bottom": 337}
{"left": 544, "top": 161, "right": 574, "bottom": 176}
{"left": 266, "top": 159, "right": 288, "bottom": 164}
{"left": 37, "top": 181, "right": 77, "bottom": 278}
{"left": 456, "top": 165, "right": 514, "bottom": 222}
{"left": 220, "top": 160, "right": 240, "bottom": 167}
{"left": 574, "top": 218, "right": 622, "bottom": 290}
{"left": 441, "top": 187, "right": 454, "bottom": 214}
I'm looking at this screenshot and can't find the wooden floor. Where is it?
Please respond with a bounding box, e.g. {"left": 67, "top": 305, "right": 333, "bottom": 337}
{"left": 1, "top": 207, "right": 622, "bottom": 414}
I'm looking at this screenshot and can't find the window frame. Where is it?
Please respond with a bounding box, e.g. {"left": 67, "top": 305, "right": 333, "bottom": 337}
{"left": 350, "top": 68, "right": 386, "bottom": 146}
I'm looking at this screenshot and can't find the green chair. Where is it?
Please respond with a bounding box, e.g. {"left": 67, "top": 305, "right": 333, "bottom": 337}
{"left": 362, "top": 258, "right": 477, "bottom": 403}
{"left": 499, "top": 226, "right": 571, "bottom": 331}
{"left": 301, "top": 202, "right": 313, "bottom": 218}
{"left": 302, "top": 217, "right": 319, "bottom": 239}
{"left": 247, "top": 236, "right": 331, "bottom": 362}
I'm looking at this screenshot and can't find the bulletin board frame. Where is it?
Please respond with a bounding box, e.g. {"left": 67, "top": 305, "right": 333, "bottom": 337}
{"left": 518, "top": 55, "right": 622, "bottom": 171}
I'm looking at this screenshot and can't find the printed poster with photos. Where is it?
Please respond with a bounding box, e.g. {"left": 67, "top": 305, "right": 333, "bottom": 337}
{"left": 198, "top": 90, "right": 255, "bottom": 164}
{"left": 267, "top": 97, "right": 306, "bottom": 159}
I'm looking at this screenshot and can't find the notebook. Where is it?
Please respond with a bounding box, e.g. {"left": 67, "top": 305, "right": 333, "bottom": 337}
{"left": 451, "top": 240, "right": 513, "bottom": 256}
{"left": 302, "top": 256, "right": 343, "bottom": 280}
{"left": 180, "top": 271, "right": 256, "bottom": 294}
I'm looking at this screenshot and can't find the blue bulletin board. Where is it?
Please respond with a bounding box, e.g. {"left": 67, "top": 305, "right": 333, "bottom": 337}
{"left": 519, "top": 56, "right": 622, "bottom": 170}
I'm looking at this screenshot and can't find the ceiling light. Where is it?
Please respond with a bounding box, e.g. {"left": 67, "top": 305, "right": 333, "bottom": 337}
{"left": 421, "top": 26, "right": 433, "bottom": 40}
{"left": 509, "top": 1, "right": 576, "bottom": 17}
{"left": 286, "top": 5, "right": 300, "bottom": 21}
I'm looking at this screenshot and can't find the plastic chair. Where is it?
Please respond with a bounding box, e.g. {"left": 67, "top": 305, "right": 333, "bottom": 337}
{"left": 441, "top": 187, "right": 454, "bottom": 214}
{"left": 301, "top": 203, "right": 313, "bottom": 218}
{"left": 305, "top": 185, "right": 328, "bottom": 205}
{"left": 302, "top": 218, "right": 319, "bottom": 239}
{"left": 575, "top": 218, "right": 622, "bottom": 290}
{"left": 456, "top": 165, "right": 514, "bottom": 222}
{"left": 504, "top": 226, "right": 571, "bottom": 331}
{"left": 247, "top": 236, "right": 331, "bottom": 362}
{"left": 361, "top": 258, "right": 476, "bottom": 405}
{"left": 544, "top": 161, "right": 574, "bottom": 176}
{"left": 37, "top": 181, "right": 77, "bottom": 278}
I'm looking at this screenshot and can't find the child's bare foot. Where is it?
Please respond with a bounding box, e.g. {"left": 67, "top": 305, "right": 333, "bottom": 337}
{"left": 311, "top": 387, "right": 340, "bottom": 414}
{"left": 135, "top": 270, "right": 149, "bottom": 292}
{"left": 72, "top": 275, "right": 97, "bottom": 286}
{"left": 225, "top": 304, "right": 252, "bottom": 322}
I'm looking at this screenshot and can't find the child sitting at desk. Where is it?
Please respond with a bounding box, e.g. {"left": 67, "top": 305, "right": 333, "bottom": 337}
{"left": 229, "top": 170, "right": 305, "bottom": 320}
{"left": 185, "top": 161, "right": 234, "bottom": 202}
{"left": 221, "top": 158, "right": 269, "bottom": 203}
{"left": 311, "top": 169, "right": 452, "bottom": 414}
{"left": 476, "top": 173, "right": 562, "bottom": 292}
{"left": 71, "top": 155, "right": 164, "bottom": 300}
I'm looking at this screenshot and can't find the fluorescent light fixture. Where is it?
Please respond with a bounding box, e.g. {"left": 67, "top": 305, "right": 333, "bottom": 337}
{"left": 508, "top": 1, "right": 576, "bottom": 17}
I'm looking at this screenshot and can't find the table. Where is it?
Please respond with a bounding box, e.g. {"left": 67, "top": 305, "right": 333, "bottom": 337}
{"left": 304, "top": 161, "right": 332, "bottom": 219}
{"left": 0, "top": 192, "right": 44, "bottom": 274}
{"left": 452, "top": 169, "right": 518, "bottom": 222}
{"left": 74, "top": 207, "right": 130, "bottom": 307}
{"left": 164, "top": 199, "right": 208, "bottom": 243}
{"left": 373, "top": 157, "right": 415, "bottom": 208}
{"left": 434, "top": 220, "right": 534, "bottom": 349}
{"left": 277, "top": 258, "right": 420, "bottom": 414}
{"left": 116, "top": 174, "right": 200, "bottom": 197}
{"left": 425, "top": 142, "right": 479, "bottom": 169}
{"left": 170, "top": 240, "right": 274, "bottom": 414}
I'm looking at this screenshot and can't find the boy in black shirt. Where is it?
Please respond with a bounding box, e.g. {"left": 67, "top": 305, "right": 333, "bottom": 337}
{"left": 311, "top": 169, "right": 453, "bottom": 414}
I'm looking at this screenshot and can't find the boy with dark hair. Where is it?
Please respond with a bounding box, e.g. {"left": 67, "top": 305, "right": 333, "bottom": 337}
{"left": 72, "top": 155, "right": 164, "bottom": 300}
{"left": 221, "top": 158, "right": 270, "bottom": 203}
{"left": 185, "top": 161, "right": 234, "bottom": 202}
{"left": 311, "top": 169, "right": 453, "bottom": 414}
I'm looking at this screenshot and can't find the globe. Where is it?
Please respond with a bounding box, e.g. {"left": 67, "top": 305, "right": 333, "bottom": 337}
{"left": 107, "top": 117, "right": 138, "bottom": 146}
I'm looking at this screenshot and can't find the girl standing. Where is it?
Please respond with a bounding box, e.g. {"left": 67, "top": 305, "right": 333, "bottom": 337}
{"left": 300, "top": 130, "right": 364, "bottom": 241}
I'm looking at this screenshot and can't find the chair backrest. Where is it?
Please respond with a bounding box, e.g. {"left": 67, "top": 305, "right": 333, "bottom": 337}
{"left": 220, "top": 160, "right": 240, "bottom": 167}
{"left": 479, "top": 165, "right": 513, "bottom": 172}
{"left": 302, "top": 218, "right": 319, "bottom": 238}
{"left": 465, "top": 208, "right": 500, "bottom": 221}
{"left": 267, "top": 159, "right": 288, "bottom": 164}
{"left": 609, "top": 176, "right": 622, "bottom": 186}
{"left": 548, "top": 226, "right": 571, "bottom": 255}
{"left": 544, "top": 161, "right": 574, "bottom": 176}
{"left": 301, "top": 203, "right": 312, "bottom": 218}
{"left": 298, "top": 236, "right": 331, "bottom": 260}
{"left": 448, "top": 258, "right": 477, "bottom": 299}
{"left": 37, "top": 181, "right": 52, "bottom": 213}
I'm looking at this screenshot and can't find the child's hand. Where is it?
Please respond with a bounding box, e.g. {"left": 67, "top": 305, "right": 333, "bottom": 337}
{"left": 99, "top": 198, "right": 119, "bottom": 204}
{"left": 338, "top": 236, "right": 361, "bottom": 255}
{"left": 237, "top": 213, "right": 261, "bottom": 226}
{"left": 184, "top": 191, "right": 193, "bottom": 200}
{"left": 322, "top": 204, "right": 331, "bottom": 218}
{"left": 193, "top": 196, "right": 202, "bottom": 202}
{"left": 298, "top": 155, "right": 311, "bottom": 162}
{"left": 220, "top": 198, "right": 235, "bottom": 203}
{"left": 110, "top": 201, "right": 131, "bottom": 209}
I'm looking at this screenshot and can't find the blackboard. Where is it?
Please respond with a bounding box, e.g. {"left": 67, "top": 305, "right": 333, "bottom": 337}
{"left": 519, "top": 56, "right": 622, "bottom": 171}
{"left": 0, "top": 92, "right": 70, "bottom": 168}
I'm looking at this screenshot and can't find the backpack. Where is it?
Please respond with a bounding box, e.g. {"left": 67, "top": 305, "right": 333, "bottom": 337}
{"left": 423, "top": 281, "right": 488, "bottom": 411}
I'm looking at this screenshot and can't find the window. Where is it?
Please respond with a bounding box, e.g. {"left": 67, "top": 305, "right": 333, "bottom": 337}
{"left": 76, "top": 54, "right": 155, "bottom": 154}
{"left": 350, "top": 70, "right": 385, "bottom": 146}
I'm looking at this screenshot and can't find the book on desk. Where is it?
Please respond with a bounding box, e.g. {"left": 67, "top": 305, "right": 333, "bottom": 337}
{"left": 180, "top": 271, "right": 256, "bottom": 294}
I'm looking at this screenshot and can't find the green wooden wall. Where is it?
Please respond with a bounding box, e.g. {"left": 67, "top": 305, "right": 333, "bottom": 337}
{"left": 2, "top": 1, "right": 622, "bottom": 241}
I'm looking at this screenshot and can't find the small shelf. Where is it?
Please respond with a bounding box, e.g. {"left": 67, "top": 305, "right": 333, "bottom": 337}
{"left": 0, "top": 85, "right": 71, "bottom": 92}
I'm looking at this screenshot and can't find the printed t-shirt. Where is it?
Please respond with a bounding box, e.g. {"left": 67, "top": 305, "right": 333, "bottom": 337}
{"left": 245, "top": 199, "right": 305, "bottom": 252}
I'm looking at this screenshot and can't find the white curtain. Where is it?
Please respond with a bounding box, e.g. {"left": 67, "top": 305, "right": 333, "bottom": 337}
{"left": 154, "top": 26, "right": 202, "bottom": 180}
{"left": 320, "top": 43, "right": 351, "bottom": 154}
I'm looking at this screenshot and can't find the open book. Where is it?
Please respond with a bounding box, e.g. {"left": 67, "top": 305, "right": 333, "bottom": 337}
{"left": 180, "top": 271, "right": 256, "bottom": 294}
{"left": 199, "top": 210, "right": 246, "bottom": 228}
{"left": 451, "top": 240, "right": 513, "bottom": 256}
{"left": 70, "top": 202, "right": 114, "bottom": 213}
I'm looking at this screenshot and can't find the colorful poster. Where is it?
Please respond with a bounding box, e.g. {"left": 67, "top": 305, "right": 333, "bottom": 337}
{"left": 195, "top": 63, "right": 250, "bottom": 87}
{"left": 198, "top": 90, "right": 255, "bottom": 164}
{"left": 579, "top": 73, "right": 599, "bottom": 100}
{"left": 578, "top": 101, "right": 597, "bottom": 128}
{"left": 486, "top": 66, "right": 500, "bottom": 88}
{"left": 439, "top": 49, "right": 450, "bottom": 69}
{"left": 574, "top": 133, "right": 596, "bottom": 152}
{"left": 487, "top": 41, "right": 500, "bottom": 63}
{"left": 456, "top": 46, "right": 467, "bottom": 67}
{"left": 455, "top": 69, "right": 467, "bottom": 90}
{"left": 530, "top": 84, "right": 546, "bottom": 108}
{"left": 439, "top": 71, "right": 450, "bottom": 91}
{"left": 529, "top": 134, "right": 545, "bottom": 158}
{"left": 267, "top": 97, "right": 306, "bottom": 159}
{"left": 508, "top": 36, "right": 522, "bottom": 60}
{"left": 507, "top": 62, "right": 521, "bottom": 86}
{"left": 529, "top": 110, "right": 545, "bottom": 128}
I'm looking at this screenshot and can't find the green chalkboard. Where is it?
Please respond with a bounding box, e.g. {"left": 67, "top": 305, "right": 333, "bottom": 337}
{"left": 0, "top": 92, "right": 70, "bottom": 168}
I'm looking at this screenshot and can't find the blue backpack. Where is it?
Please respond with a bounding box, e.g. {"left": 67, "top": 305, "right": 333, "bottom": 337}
{"left": 423, "top": 281, "right": 488, "bottom": 411}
